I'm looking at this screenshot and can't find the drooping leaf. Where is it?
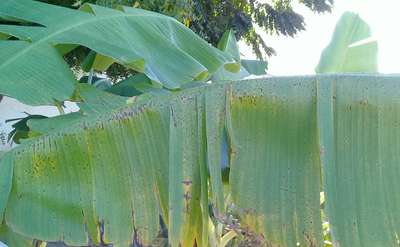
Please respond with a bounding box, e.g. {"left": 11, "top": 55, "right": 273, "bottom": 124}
{"left": 0, "top": 152, "right": 13, "bottom": 223}
{"left": 168, "top": 95, "right": 203, "bottom": 247}
{"left": 315, "top": 12, "right": 378, "bottom": 73}
{"left": 228, "top": 77, "right": 322, "bottom": 246}
{"left": 0, "top": 0, "right": 238, "bottom": 105}
{"left": 4, "top": 75, "right": 400, "bottom": 247}
{"left": 318, "top": 74, "right": 400, "bottom": 246}
{"left": 3, "top": 108, "right": 169, "bottom": 246}
{"left": 195, "top": 94, "right": 210, "bottom": 247}
{"left": 0, "top": 76, "right": 323, "bottom": 247}
{"left": 205, "top": 86, "right": 227, "bottom": 213}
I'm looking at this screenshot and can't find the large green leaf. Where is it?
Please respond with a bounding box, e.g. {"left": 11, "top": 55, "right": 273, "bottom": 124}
{"left": 4, "top": 75, "right": 400, "bottom": 247}
{"left": 315, "top": 12, "right": 378, "bottom": 73}
{"left": 0, "top": 0, "right": 237, "bottom": 105}
{"left": 318, "top": 74, "right": 400, "bottom": 246}
{"left": 0, "top": 76, "right": 322, "bottom": 247}
{"left": 228, "top": 77, "right": 322, "bottom": 246}
{"left": 5, "top": 106, "right": 169, "bottom": 246}
{"left": 205, "top": 86, "right": 227, "bottom": 213}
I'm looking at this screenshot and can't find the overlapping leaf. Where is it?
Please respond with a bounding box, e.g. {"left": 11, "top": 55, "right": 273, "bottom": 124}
{"left": 318, "top": 75, "right": 400, "bottom": 246}
{"left": 229, "top": 77, "right": 322, "bottom": 246}
{"left": 2, "top": 75, "right": 400, "bottom": 247}
{"left": 0, "top": 0, "right": 238, "bottom": 105}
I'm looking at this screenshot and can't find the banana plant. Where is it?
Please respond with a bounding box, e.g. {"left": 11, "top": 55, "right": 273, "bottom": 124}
{"left": 0, "top": 0, "right": 239, "bottom": 106}
{"left": 0, "top": 2, "right": 391, "bottom": 247}
{"left": 2, "top": 74, "right": 400, "bottom": 247}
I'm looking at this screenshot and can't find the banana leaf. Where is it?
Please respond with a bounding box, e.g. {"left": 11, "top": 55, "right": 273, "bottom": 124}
{"left": 318, "top": 74, "right": 400, "bottom": 246}
{"left": 212, "top": 30, "right": 267, "bottom": 81}
{"left": 0, "top": 76, "right": 321, "bottom": 247}
{"left": 0, "top": 0, "right": 238, "bottom": 105}
{"left": 240, "top": 59, "right": 268, "bottom": 75}
{"left": 2, "top": 75, "right": 400, "bottom": 247}
{"left": 315, "top": 12, "right": 378, "bottom": 73}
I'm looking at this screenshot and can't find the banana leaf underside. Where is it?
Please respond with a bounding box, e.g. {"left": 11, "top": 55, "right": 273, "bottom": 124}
{"left": 1, "top": 75, "right": 400, "bottom": 247}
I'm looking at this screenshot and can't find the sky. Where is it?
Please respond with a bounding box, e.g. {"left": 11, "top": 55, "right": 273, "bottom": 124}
{"left": 240, "top": 0, "right": 400, "bottom": 75}
{"left": 1, "top": 0, "right": 400, "bottom": 151}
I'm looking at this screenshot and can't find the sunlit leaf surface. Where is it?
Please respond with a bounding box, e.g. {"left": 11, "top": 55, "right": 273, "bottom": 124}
{"left": 2, "top": 75, "right": 400, "bottom": 247}
{"left": 315, "top": 12, "right": 378, "bottom": 73}
{"left": 0, "top": 0, "right": 237, "bottom": 105}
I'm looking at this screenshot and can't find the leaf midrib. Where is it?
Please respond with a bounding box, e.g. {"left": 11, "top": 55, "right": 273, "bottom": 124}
{"left": 0, "top": 11, "right": 170, "bottom": 71}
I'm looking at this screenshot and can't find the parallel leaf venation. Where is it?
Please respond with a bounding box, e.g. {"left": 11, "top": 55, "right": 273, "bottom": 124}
{"left": 2, "top": 74, "right": 400, "bottom": 247}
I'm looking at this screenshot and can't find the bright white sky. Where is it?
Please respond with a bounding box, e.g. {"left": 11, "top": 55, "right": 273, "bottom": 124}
{"left": 240, "top": 0, "right": 400, "bottom": 75}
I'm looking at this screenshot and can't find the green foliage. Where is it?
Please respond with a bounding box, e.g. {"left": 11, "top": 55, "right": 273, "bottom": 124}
{"left": 316, "top": 12, "right": 378, "bottom": 73}
{"left": 212, "top": 30, "right": 267, "bottom": 81}
{"left": 317, "top": 75, "right": 400, "bottom": 247}
{"left": 240, "top": 59, "right": 267, "bottom": 75}
{"left": 105, "top": 73, "right": 164, "bottom": 97}
{"left": 0, "top": 3, "right": 384, "bottom": 247}
{"left": 2, "top": 75, "right": 400, "bottom": 247}
{"left": 0, "top": 150, "right": 12, "bottom": 225}
{"left": 6, "top": 115, "right": 47, "bottom": 144}
{"left": 0, "top": 0, "right": 237, "bottom": 105}
{"left": 38, "top": 0, "right": 333, "bottom": 79}
{"left": 212, "top": 30, "right": 250, "bottom": 81}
